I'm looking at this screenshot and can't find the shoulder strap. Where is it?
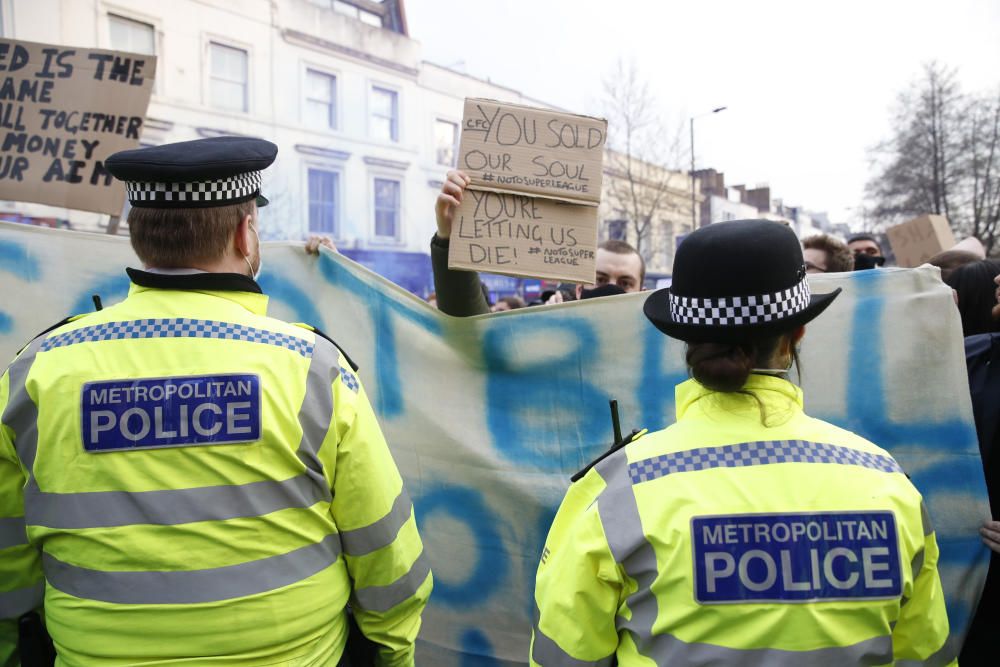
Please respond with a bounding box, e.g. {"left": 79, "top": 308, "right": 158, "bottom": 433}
{"left": 571, "top": 428, "right": 648, "bottom": 483}
{"left": 291, "top": 323, "right": 359, "bottom": 372}
{"left": 15, "top": 314, "right": 87, "bottom": 356}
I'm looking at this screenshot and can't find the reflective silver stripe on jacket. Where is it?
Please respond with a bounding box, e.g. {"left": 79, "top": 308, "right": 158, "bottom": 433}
{"left": 42, "top": 533, "right": 342, "bottom": 604}
{"left": 352, "top": 551, "right": 431, "bottom": 613}
{"left": 295, "top": 338, "right": 339, "bottom": 497}
{"left": 896, "top": 637, "right": 958, "bottom": 667}
{"left": 921, "top": 501, "right": 934, "bottom": 536}
{"left": 24, "top": 473, "right": 329, "bottom": 529}
{"left": 594, "top": 452, "right": 660, "bottom": 654}
{"left": 0, "top": 581, "right": 44, "bottom": 618}
{"left": 592, "top": 448, "right": 898, "bottom": 665}
{"left": 532, "top": 603, "right": 614, "bottom": 667}
{"left": 640, "top": 631, "right": 893, "bottom": 666}
{"left": 3, "top": 336, "right": 46, "bottom": 478}
{"left": 340, "top": 491, "right": 413, "bottom": 557}
{"left": 0, "top": 516, "right": 28, "bottom": 550}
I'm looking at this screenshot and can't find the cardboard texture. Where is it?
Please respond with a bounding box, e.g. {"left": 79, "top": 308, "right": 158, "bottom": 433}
{"left": 451, "top": 98, "right": 605, "bottom": 282}
{"left": 0, "top": 38, "right": 156, "bottom": 215}
{"left": 886, "top": 214, "right": 956, "bottom": 267}
{"left": 458, "top": 98, "right": 606, "bottom": 206}
{"left": 447, "top": 189, "right": 598, "bottom": 283}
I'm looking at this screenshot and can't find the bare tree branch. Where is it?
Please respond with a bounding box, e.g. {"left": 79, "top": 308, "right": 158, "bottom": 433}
{"left": 866, "top": 63, "right": 1000, "bottom": 253}
{"left": 599, "top": 59, "right": 688, "bottom": 268}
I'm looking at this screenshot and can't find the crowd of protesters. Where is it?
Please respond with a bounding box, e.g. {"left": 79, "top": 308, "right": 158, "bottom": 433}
{"left": 309, "top": 167, "right": 1000, "bottom": 665}
{"left": 427, "top": 169, "right": 999, "bottom": 666}
{"left": 2, "top": 141, "right": 996, "bottom": 666}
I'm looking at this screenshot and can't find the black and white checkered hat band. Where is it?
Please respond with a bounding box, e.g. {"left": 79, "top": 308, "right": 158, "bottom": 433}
{"left": 669, "top": 279, "right": 811, "bottom": 326}
{"left": 125, "top": 171, "right": 262, "bottom": 205}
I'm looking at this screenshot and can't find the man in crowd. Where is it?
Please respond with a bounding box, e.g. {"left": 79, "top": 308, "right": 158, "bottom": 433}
{"left": 0, "top": 137, "right": 430, "bottom": 666}
{"left": 848, "top": 233, "right": 886, "bottom": 270}
{"left": 432, "top": 170, "right": 645, "bottom": 316}
{"left": 803, "top": 233, "right": 855, "bottom": 273}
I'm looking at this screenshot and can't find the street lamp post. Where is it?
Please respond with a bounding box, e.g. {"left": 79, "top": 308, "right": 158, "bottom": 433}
{"left": 689, "top": 106, "right": 727, "bottom": 228}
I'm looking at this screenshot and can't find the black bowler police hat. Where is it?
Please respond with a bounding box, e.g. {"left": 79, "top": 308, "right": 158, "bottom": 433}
{"left": 644, "top": 219, "right": 841, "bottom": 343}
{"left": 105, "top": 136, "right": 277, "bottom": 209}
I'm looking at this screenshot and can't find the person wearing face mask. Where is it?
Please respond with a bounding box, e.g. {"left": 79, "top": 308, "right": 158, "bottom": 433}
{"left": 0, "top": 137, "right": 431, "bottom": 666}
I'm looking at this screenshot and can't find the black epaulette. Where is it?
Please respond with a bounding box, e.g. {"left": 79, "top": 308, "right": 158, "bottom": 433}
{"left": 15, "top": 314, "right": 86, "bottom": 356}
{"left": 571, "top": 428, "right": 648, "bottom": 482}
{"left": 291, "top": 323, "right": 359, "bottom": 372}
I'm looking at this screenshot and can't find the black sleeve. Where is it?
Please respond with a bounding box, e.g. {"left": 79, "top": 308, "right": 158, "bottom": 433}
{"left": 430, "top": 234, "right": 490, "bottom": 317}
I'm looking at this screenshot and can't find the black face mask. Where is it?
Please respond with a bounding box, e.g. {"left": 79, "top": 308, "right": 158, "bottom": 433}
{"left": 580, "top": 284, "right": 627, "bottom": 300}
{"left": 853, "top": 253, "right": 886, "bottom": 270}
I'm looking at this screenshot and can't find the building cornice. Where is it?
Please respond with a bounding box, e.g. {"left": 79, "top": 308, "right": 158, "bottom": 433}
{"left": 282, "top": 29, "right": 419, "bottom": 78}
{"left": 296, "top": 144, "right": 351, "bottom": 160}
{"left": 363, "top": 156, "right": 409, "bottom": 170}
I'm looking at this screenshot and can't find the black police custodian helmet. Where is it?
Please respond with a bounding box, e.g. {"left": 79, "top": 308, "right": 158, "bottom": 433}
{"left": 644, "top": 219, "right": 841, "bottom": 343}
{"left": 105, "top": 136, "right": 277, "bottom": 209}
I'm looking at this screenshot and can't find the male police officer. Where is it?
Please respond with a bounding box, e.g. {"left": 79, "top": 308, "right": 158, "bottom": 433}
{"left": 0, "top": 137, "right": 431, "bottom": 666}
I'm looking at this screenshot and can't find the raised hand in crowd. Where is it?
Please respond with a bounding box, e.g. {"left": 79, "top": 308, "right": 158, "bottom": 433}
{"left": 305, "top": 235, "right": 337, "bottom": 254}
{"left": 434, "top": 169, "right": 471, "bottom": 240}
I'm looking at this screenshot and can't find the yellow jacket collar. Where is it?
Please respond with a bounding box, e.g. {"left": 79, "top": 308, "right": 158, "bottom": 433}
{"left": 675, "top": 373, "right": 804, "bottom": 422}
{"left": 126, "top": 268, "right": 269, "bottom": 315}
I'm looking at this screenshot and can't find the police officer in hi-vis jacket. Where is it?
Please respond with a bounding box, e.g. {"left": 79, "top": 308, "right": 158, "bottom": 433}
{"left": 0, "top": 137, "right": 431, "bottom": 666}
{"left": 531, "top": 220, "right": 954, "bottom": 666}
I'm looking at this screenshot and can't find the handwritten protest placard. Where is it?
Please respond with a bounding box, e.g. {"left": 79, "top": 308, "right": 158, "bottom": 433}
{"left": 886, "top": 214, "right": 956, "bottom": 267}
{"left": 448, "top": 189, "right": 598, "bottom": 283}
{"left": 457, "top": 98, "right": 606, "bottom": 205}
{"left": 450, "top": 99, "right": 606, "bottom": 282}
{"left": 0, "top": 38, "right": 156, "bottom": 215}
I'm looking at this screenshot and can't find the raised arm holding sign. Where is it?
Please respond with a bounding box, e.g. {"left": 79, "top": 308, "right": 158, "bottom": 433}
{"left": 447, "top": 98, "right": 607, "bottom": 283}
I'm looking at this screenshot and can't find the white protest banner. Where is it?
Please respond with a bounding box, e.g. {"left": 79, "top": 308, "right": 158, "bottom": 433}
{"left": 0, "top": 38, "right": 156, "bottom": 215}
{"left": 0, "top": 221, "right": 989, "bottom": 664}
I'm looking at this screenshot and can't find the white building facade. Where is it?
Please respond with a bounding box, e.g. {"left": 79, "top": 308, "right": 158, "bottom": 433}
{"left": 0, "top": 0, "right": 546, "bottom": 295}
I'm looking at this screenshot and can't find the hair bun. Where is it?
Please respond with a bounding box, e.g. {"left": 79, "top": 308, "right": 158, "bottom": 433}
{"left": 686, "top": 342, "right": 753, "bottom": 392}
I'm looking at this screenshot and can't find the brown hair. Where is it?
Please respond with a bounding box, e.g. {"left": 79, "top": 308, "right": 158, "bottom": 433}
{"left": 927, "top": 249, "right": 979, "bottom": 281}
{"left": 498, "top": 295, "right": 526, "bottom": 309}
{"left": 802, "top": 234, "right": 854, "bottom": 273}
{"left": 127, "top": 201, "right": 255, "bottom": 268}
{"left": 686, "top": 333, "right": 801, "bottom": 422}
{"left": 599, "top": 239, "right": 646, "bottom": 283}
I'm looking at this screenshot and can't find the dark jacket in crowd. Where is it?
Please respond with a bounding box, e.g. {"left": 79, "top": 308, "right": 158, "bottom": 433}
{"left": 960, "top": 333, "right": 1000, "bottom": 666}
{"left": 431, "top": 234, "right": 489, "bottom": 317}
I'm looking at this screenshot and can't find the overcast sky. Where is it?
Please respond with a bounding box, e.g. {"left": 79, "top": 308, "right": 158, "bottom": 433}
{"left": 406, "top": 0, "right": 1000, "bottom": 226}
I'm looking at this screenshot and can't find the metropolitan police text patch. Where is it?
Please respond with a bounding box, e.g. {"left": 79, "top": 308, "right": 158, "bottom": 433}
{"left": 82, "top": 374, "right": 261, "bottom": 452}
{"left": 692, "top": 511, "right": 901, "bottom": 604}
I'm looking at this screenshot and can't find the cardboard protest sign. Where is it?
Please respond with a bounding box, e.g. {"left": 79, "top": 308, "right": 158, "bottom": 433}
{"left": 457, "top": 98, "right": 606, "bottom": 205}
{"left": 451, "top": 98, "right": 606, "bottom": 282}
{"left": 886, "top": 214, "right": 956, "bottom": 267}
{"left": 0, "top": 38, "right": 156, "bottom": 215}
{"left": 447, "top": 189, "right": 598, "bottom": 283}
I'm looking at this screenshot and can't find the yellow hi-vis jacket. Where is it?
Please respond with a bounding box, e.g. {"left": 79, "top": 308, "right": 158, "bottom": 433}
{"left": 531, "top": 374, "right": 954, "bottom": 666}
{"left": 0, "top": 270, "right": 431, "bottom": 667}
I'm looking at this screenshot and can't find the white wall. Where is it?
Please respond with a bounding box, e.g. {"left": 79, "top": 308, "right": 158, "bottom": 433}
{"left": 1, "top": 0, "right": 532, "bottom": 256}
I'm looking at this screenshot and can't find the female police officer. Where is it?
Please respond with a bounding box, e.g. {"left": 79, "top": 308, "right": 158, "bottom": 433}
{"left": 530, "top": 220, "right": 953, "bottom": 665}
